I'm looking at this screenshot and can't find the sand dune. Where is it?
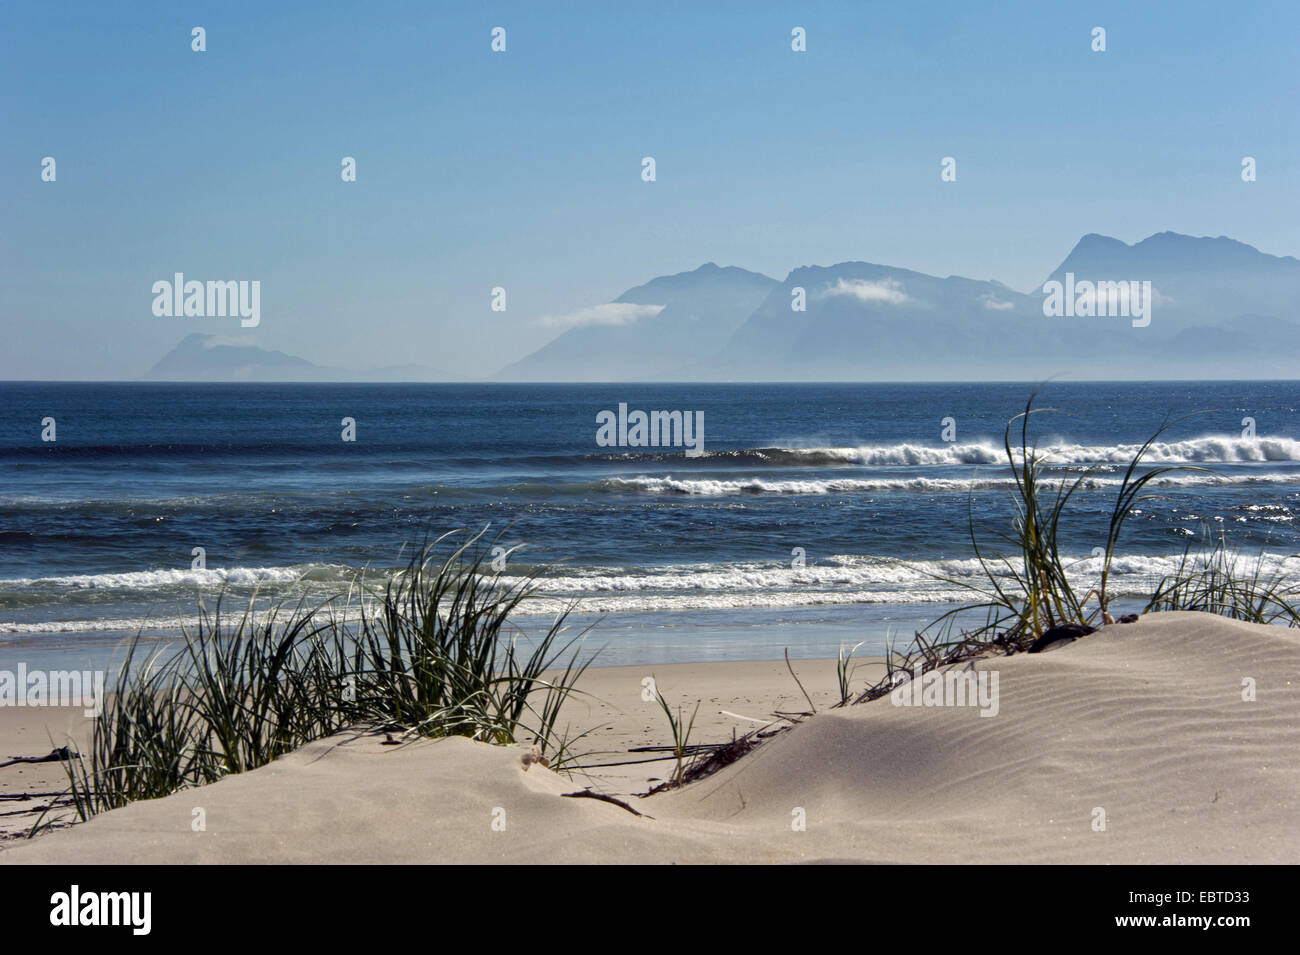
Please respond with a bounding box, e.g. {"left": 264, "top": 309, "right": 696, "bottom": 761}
{"left": 3, "top": 611, "right": 1297, "bottom": 864}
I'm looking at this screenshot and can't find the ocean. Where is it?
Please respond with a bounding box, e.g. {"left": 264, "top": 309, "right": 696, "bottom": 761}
{"left": 2, "top": 381, "right": 1297, "bottom": 669}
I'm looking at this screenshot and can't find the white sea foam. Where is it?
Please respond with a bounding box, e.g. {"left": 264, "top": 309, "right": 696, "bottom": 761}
{"left": 607, "top": 470, "right": 1300, "bottom": 496}
{"left": 0, "top": 564, "right": 347, "bottom": 590}
{"left": 763, "top": 435, "right": 1300, "bottom": 467}
{"left": 4, "top": 552, "right": 1296, "bottom": 634}
{"left": 516, "top": 553, "right": 1286, "bottom": 592}
{"left": 498, "top": 551, "right": 1300, "bottom": 612}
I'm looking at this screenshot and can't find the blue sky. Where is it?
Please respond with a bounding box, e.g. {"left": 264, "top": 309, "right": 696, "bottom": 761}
{"left": 2, "top": 0, "right": 1296, "bottom": 378}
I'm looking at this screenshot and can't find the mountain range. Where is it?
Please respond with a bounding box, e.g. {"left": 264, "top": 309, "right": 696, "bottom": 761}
{"left": 504, "top": 233, "right": 1300, "bottom": 381}
{"left": 143, "top": 233, "right": 1300, "bottom": 382}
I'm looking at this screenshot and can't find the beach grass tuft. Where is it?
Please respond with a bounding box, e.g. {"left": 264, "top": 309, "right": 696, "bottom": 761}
{"left": 38, "top": 528, "right": 591, "bottom": 830}
{"left": 653, "top": 684, "right": 700, "bottom": 788}
{"left": 918, "top": 390, "right": 1192, "bottom": 651}
{"left": 853, "top": 391, "right": 1299, "bottom": 713}
{"left": 1145, "top": 531, "right": 1300, "bottom": 625}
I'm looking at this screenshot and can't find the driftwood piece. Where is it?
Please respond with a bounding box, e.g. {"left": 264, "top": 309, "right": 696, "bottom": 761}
{"left": 0, "top": 746, "right": 79, "bottom": 769}
{"left": 561, "top": 788, "right": 652, "bottom": 818}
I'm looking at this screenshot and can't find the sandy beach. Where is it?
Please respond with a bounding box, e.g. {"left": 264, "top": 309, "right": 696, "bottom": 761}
{"left": 2, "top": 610, "right": 1295, "bottom": 864}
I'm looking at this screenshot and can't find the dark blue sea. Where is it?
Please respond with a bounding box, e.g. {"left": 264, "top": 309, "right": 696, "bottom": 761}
{"left": 2, "top": 381, "right": 1298, "bottom": 668}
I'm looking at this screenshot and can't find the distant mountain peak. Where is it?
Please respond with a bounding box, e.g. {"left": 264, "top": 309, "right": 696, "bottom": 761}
{"left": 497, "top": 263, "right": 777, "bottom": 381}
{"left": 144, "top": 333, "right": 451, "bottom": 382}
{"left": 1049, "top": 230, "right": 1300, "bottom": 286}
{"left": 1074, "top": 232, "right": 1129, "bottom": 248}
{"left": 146, "top": 333, "right": 317, "bottom": 380}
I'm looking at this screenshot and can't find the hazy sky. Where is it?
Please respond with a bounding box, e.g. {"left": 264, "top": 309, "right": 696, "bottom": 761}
{"left": 2, "top": 0, "right": 1297, "bottom": 379}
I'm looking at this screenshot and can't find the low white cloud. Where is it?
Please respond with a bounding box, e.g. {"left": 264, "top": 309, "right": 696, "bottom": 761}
{"left": 982, "top": 295, "right": 1015, "bottom": 311}
{"left": 538, "top": 302, "right": 666, "bottom": 329}
{"left": 820, "top": 277, "right": 911, "bottom": 305}
{"left": 200, "top": 334, "right": 259, "bottom": 349}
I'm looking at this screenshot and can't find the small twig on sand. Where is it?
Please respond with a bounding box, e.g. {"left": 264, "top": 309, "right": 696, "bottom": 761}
{"left": 1, "top": 804, "right": 61, "bottom": 818}
{"left": 570, "top": 755, "right": 680, "bottom": 769}
{"left": 561, "top": 788, "right": 652, "bottom": 818}
{"left": 784, "top": 649, "right": 817, "bottom": 715}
